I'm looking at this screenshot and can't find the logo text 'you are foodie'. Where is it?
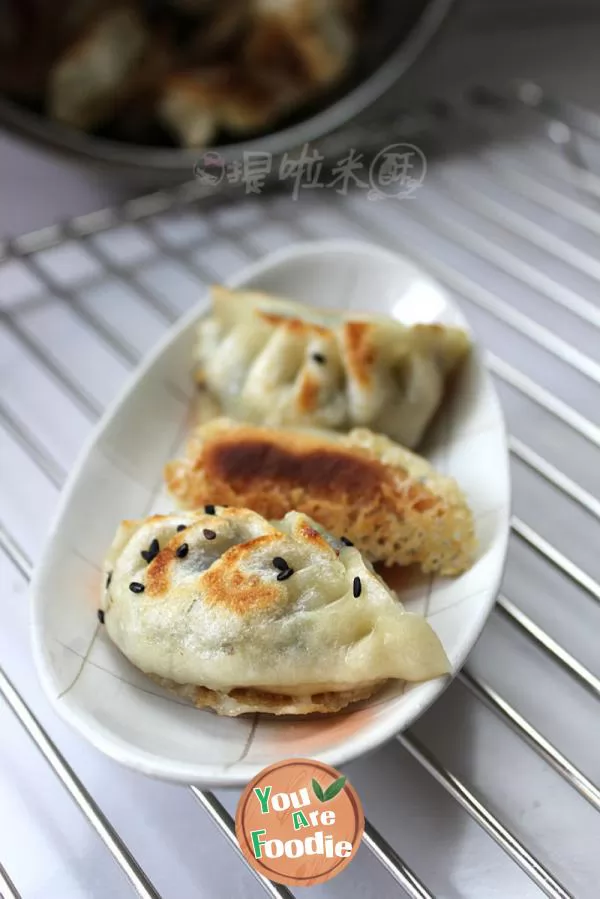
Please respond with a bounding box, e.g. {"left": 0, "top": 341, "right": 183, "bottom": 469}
{"left": 252, "top": 775, "right": 349, "bottom": 860}
{"left": 236, "top": 758, "right": 364, "bottom": 886}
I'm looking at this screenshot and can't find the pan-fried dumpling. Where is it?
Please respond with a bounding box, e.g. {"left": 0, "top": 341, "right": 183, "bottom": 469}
{"left": 249, "top": 0, "right": 356, "bottom": 91}
{"left": 160, "top": 0, "right": 357, "bottom": 148}
{"left": 195, "top": 286, "right": 470, "bottom": 448}
{"left": 159, "top": 67, "right": 282, "bottom": 149}
{"left": 165, "top": 418, "right": 476, "bottom": 575}
{"left": 48, "top": 7, "right": 149, "bottom": 131}
{"left": 102, "top": 507, "right": 449, "bottom": 716}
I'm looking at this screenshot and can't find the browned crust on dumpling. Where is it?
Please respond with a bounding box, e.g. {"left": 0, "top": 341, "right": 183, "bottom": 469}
{"left": 342, "top": 321, "right": 376, "bottom": 388}
{"left": 145, "top": 544, "right": 178, "bottom": 598}
{"left": 164, "top": 420, "right": 476, "bottom": 575}
{"left": 200, "top": 535, "right": 282, "bottom": 614}
{"left": 204, "top": 434, "right": 383, "bottom": 495}
{"left": 144, "top": 511, "right": 286, "bottom": 611}
{"left": 150, "top": 676, "right": 382, "bottom": 716}
{"left": 259, "top": 310, "right": 330, "bottom": 337}
{"left": 297, "top": 371, "right": 321, "bottom": 413}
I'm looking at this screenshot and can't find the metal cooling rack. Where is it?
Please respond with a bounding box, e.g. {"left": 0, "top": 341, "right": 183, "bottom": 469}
{"left": 1, "top": 82, "right": 600, "bottom": 899}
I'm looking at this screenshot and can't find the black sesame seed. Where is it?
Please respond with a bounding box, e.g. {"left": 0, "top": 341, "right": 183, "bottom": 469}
{"left": 277, "top": 568, "right": 294, "bottom": 581}
{"left": 353, "top": 576, "right": 362, "bottom": 598}
{"left": 341, "top": 537, "right": 354, "bottom": 546}
{"left": 97, "top": 609, "right": 105, "bottom": 624}
{"left": 205, "top": 504, "right": 216, "bottom": 515}
{"left": 176, "top": 524, "right": 187, "bottom": 532}
{"left": 312, "top": 352, "right": 326, "bottom": 364}
{"left": 105, "top": 571, "right": 112, "bottom": 589}
{"left": 272, "top": 556, "right": 288, "bottom": 571}
{"left": 141, "top": 537, "right": 159, "bottom": 563}
{"left": 176, "top": 542, "right": 189, "bottom": 558}
{"left": 203, "top": 528, "right": 216, "bottom": 540}
{"left": 130, "top": 582, "right": 145, "bottom": 593}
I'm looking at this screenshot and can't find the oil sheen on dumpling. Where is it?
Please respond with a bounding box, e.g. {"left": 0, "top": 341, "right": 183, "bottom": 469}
{"left": 195, "top": 286, "right": 470, "bottom": 448}
{"left": 102, "top": 507, "right": 449, "bottom": 716}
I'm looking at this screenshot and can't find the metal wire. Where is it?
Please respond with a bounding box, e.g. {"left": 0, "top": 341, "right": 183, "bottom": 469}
{"left": 0, "top": 400, "right": 64, "bottom": 488}
{"left": 486, "top": 353, "right": 600, "bottom": 449}
{"left": 398, "top": 734, "right": 573, "bottom": 899}
{"left": 496, "top": 596, "right": 600, "bottom": 701}
{"left": 189, "top": 790, "right": 293, "bottom": 899}
{"left": 0, "top": 299, "right": 431, "bottom": 899}
{"left": 411, "top": 180, "right": 600, "bottom": 329}
{"left": 511, "top": 517, "right": 600, "bottom": 605}
{"left": 361, "top": 823, "right": 434, "bottom": 899}
{"left": 251, "top": 198, "right": 599, "bottom": 885}
{"left": 450, "top": 90, "right": 600, "bottom": 243}
{"left": 457, "top": 670, "right": 600, "bottom": 812}
{"left": 18, "top": 251, "right": 142, "bottom": 368}
{"left": 0, "top": 661, "right": 162, "bottom": 899}
{"left": 344, "top": 196, "right": 600, "bottom": 388}
{"left": 0, "top": 309, "right": 100, "bottom": 419}
{"left": 0, "top": 532, "right": 296, "bottom": 899}
{"left": 486, "top": 158, "right": 600, "bottom": 241}
{"left": 266, "top": 201, "right": 600, "bottom": 615}
{"left": 0, "top": 83, "right": 598, "bottom": 899}
{"left": 438, "top": 171, "right": 600, "bottom": 286}
{"left": 508, "top": 436, "right": 600, "bottom": 522}
{"left": 0, "top": 860, "right": 21, "bottom": 899}
{"left": 67, "top": 231, "right": 178, "bottom": 325}
{"left": 0, "top": 524, "right": 30, "bottom": 581}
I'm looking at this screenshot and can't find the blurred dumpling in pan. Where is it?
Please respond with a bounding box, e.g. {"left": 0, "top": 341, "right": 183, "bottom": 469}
{"left": 102, "top": 507, "right": 449, "bottom": 716}
{"left": 159, "top": 0, "right": 358, "bottom": 147}
{"left": 195, "top": 286, "right": 470, "bottom": 448}
{"left": 248, "top": 0, "right": 356, "bottom": 92}
{"left": 159, "top": 67, "right": 281, "bottom": 148}
{"left": 165, "top": 418, "right": 476, "bottom": 575}
{"left": 48, "top": 7, "right": 149, "bottom": 130}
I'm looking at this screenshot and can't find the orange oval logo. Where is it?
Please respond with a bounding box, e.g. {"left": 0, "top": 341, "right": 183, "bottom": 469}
{"left": 236, "top": 758, "right": 364, "bottom": 886}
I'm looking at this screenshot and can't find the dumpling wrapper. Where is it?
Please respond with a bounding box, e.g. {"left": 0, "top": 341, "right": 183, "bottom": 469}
{"left": 102, "top": 507, "right": 449, "bottom": 716}
{"left": 195, "top": 286, "right": 470, "bottom": 448}
{"left": 165, "top": 418, "right": 476, "bottom": 575}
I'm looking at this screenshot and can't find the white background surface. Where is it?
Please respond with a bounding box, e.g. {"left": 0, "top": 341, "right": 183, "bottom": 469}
{"left": 2, "top": 5, "right": 600, "bottom": 899}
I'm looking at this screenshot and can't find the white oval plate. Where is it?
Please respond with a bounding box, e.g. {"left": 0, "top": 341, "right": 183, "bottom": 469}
{"left": 31, "top": 240, "right": 510, "bottom": 787}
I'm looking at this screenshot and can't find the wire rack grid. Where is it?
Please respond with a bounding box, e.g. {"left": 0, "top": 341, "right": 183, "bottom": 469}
{"left": 1, "top": 83, "right": 600, "bottom": 899}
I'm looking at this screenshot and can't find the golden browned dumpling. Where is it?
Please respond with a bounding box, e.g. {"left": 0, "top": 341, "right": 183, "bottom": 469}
{"left": 165, "top": 418, "right": 476, "bottom": 575}
{"left": 102, "top": 507, "right": 449, "bottom": 716}
{"left": 195, "top": 286, "right": 470, "bottom": 449}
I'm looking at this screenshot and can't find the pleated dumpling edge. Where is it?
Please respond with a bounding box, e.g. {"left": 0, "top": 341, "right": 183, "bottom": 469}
{"left": 101, "top": 506, "right": 450, "bottom": 716}
{"left": 194, "top": 285, "right": 470, "bottom": 448}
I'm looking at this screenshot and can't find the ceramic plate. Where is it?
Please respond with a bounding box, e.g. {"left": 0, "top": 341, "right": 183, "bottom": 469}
{"left": 31, "top": 240, "right": 510, "bottom": 786}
